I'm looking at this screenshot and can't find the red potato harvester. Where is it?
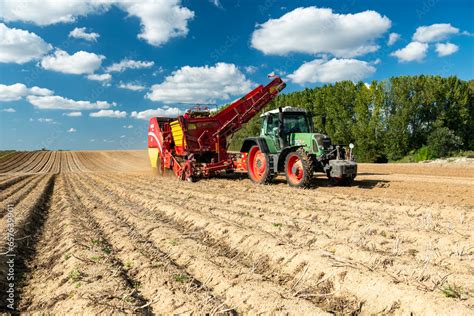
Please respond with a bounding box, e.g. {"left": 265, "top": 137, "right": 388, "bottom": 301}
{"left": 147, "top": 77, "right": 286, "bottom": 181}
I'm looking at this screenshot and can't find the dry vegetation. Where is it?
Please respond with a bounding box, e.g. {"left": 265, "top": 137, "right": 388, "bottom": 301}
{"left": 0, "top": 150, "right": 472, "bottom": 314}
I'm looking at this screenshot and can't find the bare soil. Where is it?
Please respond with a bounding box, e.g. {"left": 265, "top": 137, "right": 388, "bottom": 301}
{"left": 0, "top": 150, "right": 472, "bottom": 314}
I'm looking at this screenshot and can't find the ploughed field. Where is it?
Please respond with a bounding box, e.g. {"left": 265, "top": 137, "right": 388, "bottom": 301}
{"left": 0, "top": 150, "right": 472, "bottom": 314}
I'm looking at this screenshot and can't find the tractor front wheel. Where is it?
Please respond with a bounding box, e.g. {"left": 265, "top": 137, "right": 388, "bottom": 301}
{"left": 247, "top": 145, "right": 272, "bottom": 184}
{"left": 285, "top": 148, "right": 312, "bottom": 188}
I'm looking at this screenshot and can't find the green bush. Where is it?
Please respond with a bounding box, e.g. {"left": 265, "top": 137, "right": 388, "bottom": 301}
{"left": 427, "top": 127, "right": 463, "bottom": 158}
{"left": 398, "top": 146, "right": 431, "bottom": 162}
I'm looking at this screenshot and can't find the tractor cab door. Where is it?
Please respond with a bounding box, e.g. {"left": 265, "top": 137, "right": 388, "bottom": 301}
{"left": 261, "top": 114, "right": 282, "bottom": 150}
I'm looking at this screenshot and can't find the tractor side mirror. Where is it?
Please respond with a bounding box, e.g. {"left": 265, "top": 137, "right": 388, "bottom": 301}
{"left": 321, "top": 115, "right": 326, "bottom": 126}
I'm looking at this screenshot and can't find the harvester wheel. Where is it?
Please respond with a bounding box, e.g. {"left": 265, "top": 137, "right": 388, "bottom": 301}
{"left": 285, "top": 148, "right": 312, "bottom": 188}
{"left": 247, "top": 145, "right": 272, "bottom": 184}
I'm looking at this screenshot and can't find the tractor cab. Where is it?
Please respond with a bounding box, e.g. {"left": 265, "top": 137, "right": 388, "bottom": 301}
{"left": 261, "top": 107, "right": 313, "bottom": 139}
{"left": 259, "top": 107, "right": 326, "bottom": 154}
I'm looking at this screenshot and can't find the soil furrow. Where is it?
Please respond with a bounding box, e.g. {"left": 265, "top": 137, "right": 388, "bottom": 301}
{"left": 102, "top": 173, "right": 473, "bottom": 283}
{"left": 0, "top": 175, "right": 41, "bottom": 203}
{"left": 67, "top": 173, "right": 236, "bottom": 314}
{"left": 0, "top": 175, "right": 48, "bottom": 218}
{"left": 2, "top": 150, "right": 471, "bottom": 314}
{"left": 0, "top": 152, "right": 34, "bottom": 173}
{"left": 20, "top": 152, "right": 50, "bottom": 174}
{"left": 73, "top": 172, "right": 330, "bottom": 314}
{"left": 86, "top": 172, "right": 472, "bottom": 315}
{"left": 0, "top": 174, "right": 55, "bottom": 312}
{"left": 5, "top": 152, "right": 42, "bottom": 174}
{"left": 17, "top": 175, "right": 148, "bottom": 313}
{"left": 0, "top": 174, "right": 33, "bottom": 191}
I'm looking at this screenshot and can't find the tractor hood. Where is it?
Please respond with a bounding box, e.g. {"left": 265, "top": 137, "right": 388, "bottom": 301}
{"left": 288, "top": 133, "right": 331, "bottom": 156}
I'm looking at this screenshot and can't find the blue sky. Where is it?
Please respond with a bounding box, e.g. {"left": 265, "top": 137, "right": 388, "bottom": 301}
{"left": 0, "top": 0, "right": 473, "bottom": 150}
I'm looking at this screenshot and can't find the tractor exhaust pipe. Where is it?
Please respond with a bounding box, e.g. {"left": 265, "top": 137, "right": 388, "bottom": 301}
{"left": 278, "top": 107, "right": 287, "bottom": 148}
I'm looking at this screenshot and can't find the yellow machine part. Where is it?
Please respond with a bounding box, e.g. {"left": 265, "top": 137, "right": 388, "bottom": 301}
{"left": 170, "top": 120, "right": 186, "bottom": 147}
{"left": 148, "top": 148, "right": 159, "bottom": 168}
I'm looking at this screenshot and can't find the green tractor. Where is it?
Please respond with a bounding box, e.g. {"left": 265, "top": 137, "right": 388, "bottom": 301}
{"left": 240, "top": 106, "right": 357, "bottom": 188}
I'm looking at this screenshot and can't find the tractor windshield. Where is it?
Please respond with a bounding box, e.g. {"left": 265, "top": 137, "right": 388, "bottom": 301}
{"left": 264, "top": 112, "right": 313, "bottom": 136}
{"left": 282, "top": 113, "right": 311, "bottom": 134}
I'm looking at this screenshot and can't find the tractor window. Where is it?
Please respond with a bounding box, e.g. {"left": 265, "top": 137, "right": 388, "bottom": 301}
{"left": 265, "top": 115, "right": 279, "bottom": 135}
{"left": 283, "top": 114, "right": 311, "bottom": 134}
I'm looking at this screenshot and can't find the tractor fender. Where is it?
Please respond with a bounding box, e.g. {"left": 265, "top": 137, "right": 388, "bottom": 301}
{"left": 240, "top": 137, "right": 270, "bottom": 153}
{"left": 277, "top": 145, "right": 304, "bottom": 172}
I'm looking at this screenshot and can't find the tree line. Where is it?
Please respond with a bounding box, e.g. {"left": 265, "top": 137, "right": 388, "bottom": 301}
{"left": 229, "top": 75, "right": 474, "bottom": 162}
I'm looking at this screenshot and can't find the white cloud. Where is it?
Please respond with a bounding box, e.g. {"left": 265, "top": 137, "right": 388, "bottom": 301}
{"left": 67, "top": 128, "right": 77, "bottom": 133}
{"left": 117, "top": 1, "right": 194, "bottom": 47}
{"left": 90, "top": 109, "right": 127, "bottom": 118}
{"left": 152, "top": 66, "right": 165, "bottom": 76}
{"left": 413, "top": 23, "right": 459, "bottom": 43}
{"left": 87, "top": 73, "right": 112, "bottom": 82}
{"left": 123, "top": 124, "right": 133, "bottom": 128}
{"left": 2, "top": 108, "right": 16, "bottom": 112}
{"left": 435, "top": 42, "right": 459, "bottom": 57}
{"left": 0, "top": 23, "right": 52, "bottom": 63}
{"left": 210, "top": 0, "right": 222, "bottom": 8}
{"left": 0, "top": 83, "right": 53, "bottom": 101}
{"left": 118, "top": 82, "right": 146, "bottom": 91}
{"left": 287, "top": 58, "right": 376, "bottom": 84}
{"left": 105, "top": 59, "right": 154, "bottom": 72}
{"left": 38, "top": 118, "right": 55, "bottom": 123}
{"left": 27, "top": 95, "right": 115, "bottom": 110}
{"left": 0, "top": 1, "right": 194, "bottom": 47}
{"left": 0, "top": 1, "right": 107, "bottom": 25}
{"left": 63, "top": 111, "right": 82, "bottom": 117}
{"left": 391, "top": 41, "right": 428, "bottom": 62}
{"left": 41, "top": 49, "right": 104, "bottom": 74}
{"left": 244, "top": 65, "right": 258, "bottom": 74}
{"left": 120, "top": 135, "right": 126, "bottom": 138}
{"left": 0, "top": 0, "right": 194, "bottom": 46}
{"left": 251, "top": 7, "right": 391, "bottom": 57}
{"left": 147, "top": 63, "right": 254, "bottom": 103}
{"left": 69, "top": 27, "right": 99, "bottom": 41}
{"left": 131, "top": 107, "right": 181, "bottom": 120}
{"left": 387, "top": 33, "right": 400, "bottom": 46}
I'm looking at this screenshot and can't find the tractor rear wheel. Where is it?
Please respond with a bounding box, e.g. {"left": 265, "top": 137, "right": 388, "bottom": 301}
{"left": 247, "top": 145, "right": 272, "bottom": 184}
{"left": 285, "top": 148, "right": 312, "bottom": 188}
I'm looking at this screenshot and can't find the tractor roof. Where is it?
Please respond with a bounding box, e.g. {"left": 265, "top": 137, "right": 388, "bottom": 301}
{"left": 260, "top": 106, "right": 307, "bottom": 117}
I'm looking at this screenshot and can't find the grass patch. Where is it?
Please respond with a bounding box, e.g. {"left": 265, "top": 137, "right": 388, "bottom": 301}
{"left": 101, "top": 245, "right": 112, "bottom": 254}
{"left": 124, "top": 260, "right": 133, "bottom": 270}
{"left": 173, "top": 273, "right": 189, "bottom": 283}
{"left": 68, "top": 268, "right": 82, "bottom": 283}
{"left": 169, "top": 239, "right": 179, "bottom": 246}
{"left": 152, "top": 261, "right": 163, "bottom": 268}
{"left": 441, "top": 283, "right": 465, "bottom": 299}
